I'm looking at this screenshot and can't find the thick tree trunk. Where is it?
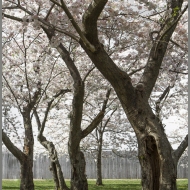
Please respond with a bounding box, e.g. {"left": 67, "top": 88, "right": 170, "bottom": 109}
{"left": 96, "top": 137, "right": 103, "bottom": 186}
{"left": 69, "top": 150, "right": 88, "bottom": 190}
{"left": 20, "top": 108, "right": 35, "bottom": 190}
{"left": 138, "top": 135, "right": 177, "bottom": 190}
{"left": 132, "top": 102, "right": 178, "bottom": 190}
{"left": 20, "top": 156, "right": 34, "bottom": 190}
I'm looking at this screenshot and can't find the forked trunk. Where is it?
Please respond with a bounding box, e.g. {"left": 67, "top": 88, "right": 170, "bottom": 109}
{"left": 20, "top": 156, "right": 34, "bottom": 190}
{"left": 37, "top": 135, "right": 69, "bottom": 190}
{"left": 138, "top": 135, "right": 177, "bottom": 190}
{"left": 49, "top": 160, "right": 69, "bottom": 190}
{"left": 70, "top": 150, "right": 88, "bottom": 190}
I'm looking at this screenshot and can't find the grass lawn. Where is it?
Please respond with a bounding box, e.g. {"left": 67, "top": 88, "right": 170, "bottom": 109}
{"left": 2, "top": 179, "right": 188, "bottom": 190}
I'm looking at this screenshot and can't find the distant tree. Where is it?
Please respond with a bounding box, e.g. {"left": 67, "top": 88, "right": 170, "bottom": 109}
{"left": 2, "top": 26, "right": 70, "bottom": 189}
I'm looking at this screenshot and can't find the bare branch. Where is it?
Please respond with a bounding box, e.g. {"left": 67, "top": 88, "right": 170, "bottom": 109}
{"left": 128, "top": 66, "right": 146, "bottom": 76}
{"left": 83, "top": 66, "right": 95, "bottom": 82}
{"left": 3, "top": 12, "right": 79, "bottom": 41}
{"left": 169, "top": 39, "right": 188, "bottom": 51}
{"left": 3, "top": 13, "right": 23, "bottom": 22}
{"left": 33, "top": 109, "right": 41, "bottom": 131}
{"left": 44, "top": 3, "right": 55, "bottom": 20}
{"left": 57, "top": 43, "right": 82, "bottom": 82}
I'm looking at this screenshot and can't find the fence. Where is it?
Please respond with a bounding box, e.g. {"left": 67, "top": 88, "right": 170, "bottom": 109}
{"left": 2, "top": 151, "right": 188, "bottom": 179}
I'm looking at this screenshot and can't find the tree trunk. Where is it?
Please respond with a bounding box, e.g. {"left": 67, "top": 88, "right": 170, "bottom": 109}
{"left": 19, "top": 108, "right": 35, "bottom": 190}
{"left": 50, "top": 161, "right": 60, "bottom": 190}
{"left": 133, "top": 104, "right": 178, "bottom": 190}
{"left": 20, "top": 155, "right": 34, "bottom": 190}
{"left": 138, "top": 135, "right": 177, "bottom": 190}
{"left": 69, "top": 150, "right": 88, "bottom": 190}
{"left": 96, "top": 136, "right": 103, "bottom": 186}
{"left": 37, "top": 135, "right": 69, "bottom": 190}
{"left": 49, "top": 160, "right": 69, "bottom": 190}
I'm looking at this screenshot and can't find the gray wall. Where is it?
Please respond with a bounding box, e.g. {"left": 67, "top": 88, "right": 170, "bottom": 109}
{"left": 2, "top": 151, "right": 188, "bottom": 179}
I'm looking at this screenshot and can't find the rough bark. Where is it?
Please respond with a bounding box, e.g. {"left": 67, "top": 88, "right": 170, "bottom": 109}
{"left": 20, "top": 155, "right": 34, "bottom": 190}
{"left": 19, "top": 107, "right": 35, "bottom": 190}
{"left": 38, "top": 136, "right": 69, "bottom": 190}
{"left": 78, "top": 1, "right": 188, "bottom": 189}
{"left": 2, "top": 130, "right": 34, "bottom": 190}
{"left": 2, "top": 107, "right": 35, "bottom": 190}
{"left": 69, "top": 149, "right": 88, "bottom": 190}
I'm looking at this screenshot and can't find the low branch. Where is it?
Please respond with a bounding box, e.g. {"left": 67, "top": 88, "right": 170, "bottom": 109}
{"left": 2, "top": 130, "right": 24, "bottom": 162}
{"left": 128, "top": 66, "right": 146, "bottom": 76}
{"left": 81, "top": 111, "right": 105, "bottom": 139}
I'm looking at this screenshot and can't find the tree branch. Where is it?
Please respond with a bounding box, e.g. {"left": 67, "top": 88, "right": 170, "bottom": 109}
{"left": 3, "top": 75, "right": 22, "bottom": 113}
{"left": 139, "top": 1, "right": 186, "bottom": 99}
{"left": 3, "top": 12, "right": 79, "bottom": 41}
{"left": 83, "top": 66, "right": 95, "bottom": 82}
{"left": 2, "top": 130, "right": 24, "bottom": 162}
{"left": 82, "top": 0, "right": 108, "bottom": 44}
{"left": 36, "top": 89, "right": 71, "bottom": 137}
{"left": 50, "top": 0, "right": 96, "bottom": 52}
{"left": 102, "top": 108, "right": 117, "bottom": 133}
{"left": 3, "top": 13, "right": 23, "bottom": 22}
{"left": 44, "top": 3, "right": 55, "bottom": 20}
{"left": 81, "top": 88, "right": 111, "bottom": 138}
{"left": 155, "top": 85, "right": 171, "bottom": 117}
{"left": 173, "top": 134, "right": 188, "bottom": 162}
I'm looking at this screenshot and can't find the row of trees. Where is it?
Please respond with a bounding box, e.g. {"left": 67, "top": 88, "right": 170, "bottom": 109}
{"left": 2, "top": 0, "right": 188, "bottom": 190}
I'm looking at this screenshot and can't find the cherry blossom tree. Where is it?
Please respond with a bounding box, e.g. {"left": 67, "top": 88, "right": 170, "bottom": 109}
{"left": 2, "top": 0, "right": 188, "bottom": 189}
{"left": 3, "top": 11, "right": 114, "bottom": 190}
{"left": 2, "top": 28, "right": 44, "bottom": 189}
{"left": 2, "top": 20, "right": 72, "bottom": 189}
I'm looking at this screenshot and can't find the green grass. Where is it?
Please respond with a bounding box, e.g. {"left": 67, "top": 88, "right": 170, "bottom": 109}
{"left": 2, "top": 179, "right": 188, "bottom": 190}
